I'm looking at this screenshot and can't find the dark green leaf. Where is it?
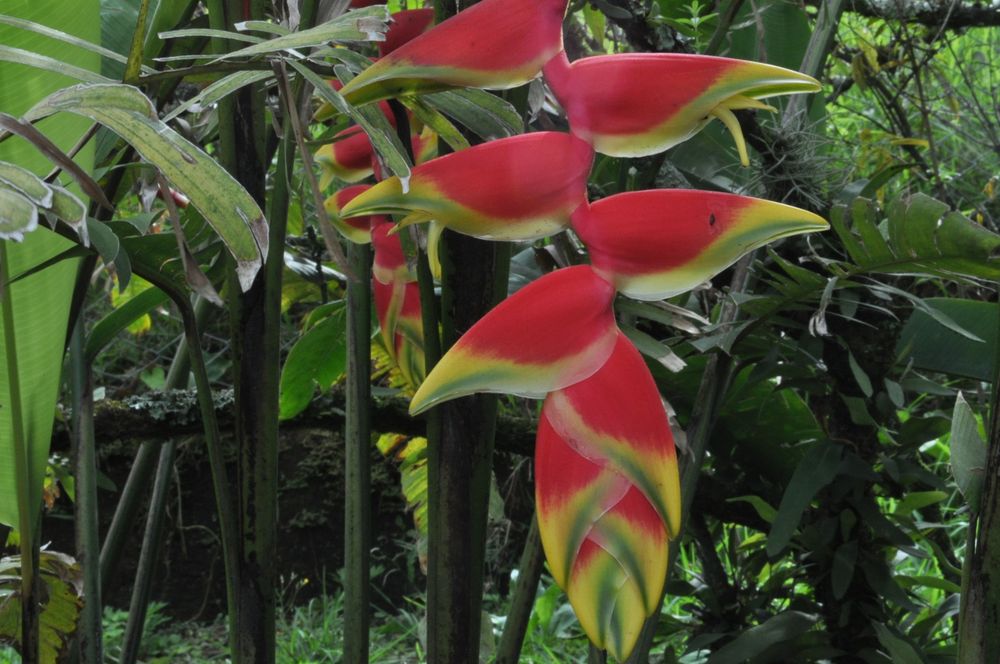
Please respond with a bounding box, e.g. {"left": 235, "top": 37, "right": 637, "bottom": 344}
{"left": 707, "top": 611, "right": 817, "bottom": 664}
{"left": 727, "top": 495, "right": 777, "bottom": 523}
{"left": 848, "top": 349, "right": 873, "bottom": 397}
{"left": 423, "top": 89, "right": 523, "bottom": 140}
{"left": 767, "top": 442, "right": 843, "bottom": 556}
{"left": 872, "top": 622, "right": 926, "bottom": 664}
{"left": 897, "top": 298, "right": 996, "bottom": 381}
{"left": 831, "top": 540, "right": 858, "bottom": 599}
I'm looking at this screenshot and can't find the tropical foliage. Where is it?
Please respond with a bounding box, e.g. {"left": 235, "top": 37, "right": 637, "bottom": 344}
{"left": 1, "top": 0, "right": 999, "bottom": 663}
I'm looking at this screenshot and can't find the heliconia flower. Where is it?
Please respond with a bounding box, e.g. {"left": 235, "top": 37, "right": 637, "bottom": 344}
{"left": 350, "top": 0, "right": 384, "bottom": 7}
{"left": 323, "top": 185, "right": 378, "bottom": 243}
{"left": 408, "top": 266, "right": 618, "bottom": 415}
{"left": 536, "top": 332, "right": 680, "bottom": 661}
{"left": 339, "top": 132, "right": 593, "bottom": 241}
{"left": 380, "top": 9, "right": 435, "bottom": 57}
{"left": 372, "top": 219, "right": 425, "bottom": 388}
{"left": 371, "top": 217, "right": 411, "bottom": 286}
{"left": 315, "top": 126, "right": 381, "bottom": 186}
{"left": 412, "top": 125, "right": 438, "bottom": 165}
{"left": 571, "top": 190, "right": 829, "bottom": 301}
{"left": 543, "top": 52, "right": 820, "bottom": 163}
{"left": 339, "top": 0, "right": 568, "bottom": 106}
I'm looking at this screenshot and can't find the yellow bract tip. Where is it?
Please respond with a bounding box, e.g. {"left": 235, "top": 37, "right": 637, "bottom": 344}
{"left": 710, "top": 105, "right": 751, "bottom": 167}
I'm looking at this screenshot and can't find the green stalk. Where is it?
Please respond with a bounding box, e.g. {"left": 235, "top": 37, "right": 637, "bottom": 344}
{"left": 97, "top": 296, "right": 203, "bottom": 595}
{"left": 957, "top": 293, "right": 1000, "bottom": 662}
{"left": 215, "top": 0, "right": 279, "bottom": 659}
{"left": 114, "top": 294, "right": 235, "bottom": 664}
{"left": 98, "top": 443, "right": 158, "bottom": 594}
{"left": 495, "top": 515, "right": 546, "bottom": 664}
{"left": 426, "top": 232, "right": 509, "bottom": 663}
{"left": 179, "top": 296, "right": 241, "bottom": 659}
{"left": 0, "top": 241, "right": 39, "bottom": 664}
{"left": 344, "top": 241, "right": 373, "bottom": 663}
{"left": 419, "top": 5, "right": 508, "bottom": 659}
{"left": 69, "top": 318, "right": 102, "bottom": 663}
{"left": 119, "top": 438, "right": 176, "bottom": 664}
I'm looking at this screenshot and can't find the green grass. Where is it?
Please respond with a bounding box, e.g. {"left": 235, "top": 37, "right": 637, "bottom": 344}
{"left": 0, "top": 579, "right": 602, "bottom": 663}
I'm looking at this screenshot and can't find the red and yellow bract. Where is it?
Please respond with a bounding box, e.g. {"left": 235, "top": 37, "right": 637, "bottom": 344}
{"left": 571, "top": 190, "right": 829, "bottom": 300}
{"left": 315, "top": 126, "right": 382, "bottom": 186}
{"left": 380, "top": 9, "right": 435, "bottom": 57}
{"left": 536, "top": 330, "right": 681, "bottom": 659}
{"left": 339, "top": 0, "right": 568, "bottom": 105}
{"left": 408, "top": 266, "right": 618, "bottom": 415}
{"left": 323, "top": 184, "right": 381, "bottom": 243}
{"left": 372, "top": 220, "right": 425, "bottom": 386}
{"left": 543, "top": 52, "right": 819, "bottom": 163}
{"left": 339, "top": 132, "right": 593, "bottom": 241}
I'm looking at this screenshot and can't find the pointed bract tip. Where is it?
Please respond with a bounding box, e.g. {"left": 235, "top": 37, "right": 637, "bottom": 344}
{"left": 340, "top": 0, "right": 568, "bottom": 105}
{"left": 549, "top": 53, "right": 821, "bottom": 159}
{"left": 338, "top": 176, "right": 407, "bottom": 219}
{"left": 408, "top": 266, "right": 618, "bottom": 415}
{"left": 574, "top": 190, "right": 827, "bottom": 301}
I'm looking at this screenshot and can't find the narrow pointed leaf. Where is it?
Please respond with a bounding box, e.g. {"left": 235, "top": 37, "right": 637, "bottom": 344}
{"left": 423, "top": 88, "right": 523, "bottom": 140}
{"left": 339, "top": 0, "right": 568, "bottom": 105}
{"left": 571, "top": 190, "right": 828, "bottom": 300}
{"left": 0, "top": 45, "right": 111, "bottom": 83}
{"left": 0, "top": 15, "right": 138, "bottom": 70}
{"left": 210, "top": 6, "right": 391, "bottom": 62}
{"left": 163, "top": 71, "right": 272, "bottom": 122}
{"left": 24, "top": 83, "right": 268, "bottom": 291}
{"left": 543, "top": 52, "right": 819, "bottom": 158}
{"left": 341, "top": 132, "right": 593, "bottom": 241}
{"left": 409, "top": 266, "right": 617, "bottom": 414}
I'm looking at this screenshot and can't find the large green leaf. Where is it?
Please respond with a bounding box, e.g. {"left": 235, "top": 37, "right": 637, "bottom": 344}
{"left": 0, "top": 0, "right": 99, "bottom": 532}
{"left": 831, "top": 195, "right": 1000, "bottom": 280}
{"left": 896, "top": 297, "right": 996, "bottom": 381}
{"left": 24, "top": 83, "right": 268, "bottom": 290}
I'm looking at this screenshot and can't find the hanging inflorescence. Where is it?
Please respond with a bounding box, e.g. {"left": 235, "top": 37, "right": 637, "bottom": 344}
{"left": 322, "top": 1, "right": 829, "bottom": 659}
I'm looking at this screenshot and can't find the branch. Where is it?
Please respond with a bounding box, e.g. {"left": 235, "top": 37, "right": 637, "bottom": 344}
{"left": 809, "top": 0, "right": 1000, "bottom": 29}
{"left": 58, "top": 387, "right": 538, "bottom": 457}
